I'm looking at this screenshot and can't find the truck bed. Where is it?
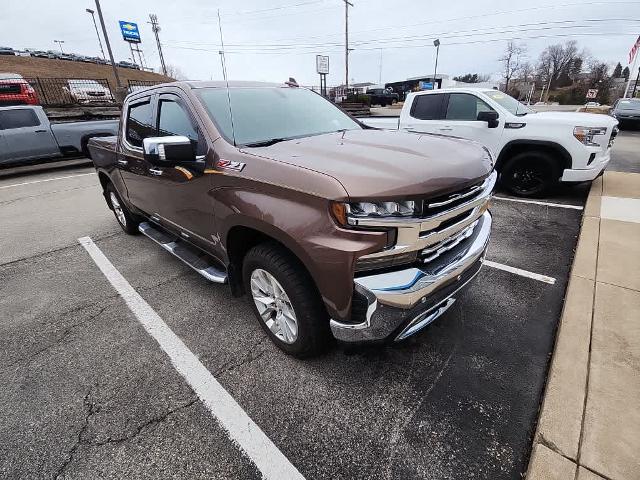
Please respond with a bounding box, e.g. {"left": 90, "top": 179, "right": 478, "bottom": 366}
{"left": 360, "top": 116, "right": 400, "bottom": 130}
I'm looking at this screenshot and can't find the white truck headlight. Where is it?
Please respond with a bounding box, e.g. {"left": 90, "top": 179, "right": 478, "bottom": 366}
{"left": 573, "top": 126, "right": 607, "bottom": 147}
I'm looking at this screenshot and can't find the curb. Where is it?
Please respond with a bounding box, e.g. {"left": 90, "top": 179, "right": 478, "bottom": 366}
{"left": 526, "top": 176, "right": 602, "bottom": 480}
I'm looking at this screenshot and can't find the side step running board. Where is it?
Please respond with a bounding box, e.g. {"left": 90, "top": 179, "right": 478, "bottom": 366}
{"left": 138, "top": 222, "right": 228, "bottom": 284}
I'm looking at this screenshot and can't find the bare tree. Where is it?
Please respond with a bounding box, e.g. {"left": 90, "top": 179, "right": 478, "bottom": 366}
{"left": 518, "top": 62, "right": 534, "bottom": 83}
{"left": 165, "top": 64, "right": 186, "bottom": 80}
{"left": 499, "top": 41, "right": 526, "bottom": 93}
{"left": 536, "top": 41, "right": 581, "bottom": 88}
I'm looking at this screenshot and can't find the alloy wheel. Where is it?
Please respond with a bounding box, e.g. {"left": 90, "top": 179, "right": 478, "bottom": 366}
{"left": 109, "top": 191, "right": 127, "bottom": 227}
{"left": 250, "top": 268, "right": 298, "bottom": 344}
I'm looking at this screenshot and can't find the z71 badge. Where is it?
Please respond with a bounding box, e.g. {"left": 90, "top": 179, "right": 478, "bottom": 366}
{"left": 217, "top": 159, "right": 246, "bottom": 172}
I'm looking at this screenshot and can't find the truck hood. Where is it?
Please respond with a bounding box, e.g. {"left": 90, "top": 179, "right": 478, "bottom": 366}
{"left": 243, "top": 129, "right": 493, "bottom": 200}
{"left": 526, "top": 111, "right": 618, "bottom": 127}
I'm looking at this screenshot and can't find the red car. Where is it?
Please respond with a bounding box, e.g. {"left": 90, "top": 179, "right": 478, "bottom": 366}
{"left": 0, "top": 73, "right": 39, "bottom": 106}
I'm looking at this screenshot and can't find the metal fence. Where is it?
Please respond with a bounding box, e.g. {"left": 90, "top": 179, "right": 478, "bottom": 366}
{"left": 21, "top": 77, "right": 165, "bottom": 107}
{"left": 24, "top": 77, "right": 118, "bottom": 107}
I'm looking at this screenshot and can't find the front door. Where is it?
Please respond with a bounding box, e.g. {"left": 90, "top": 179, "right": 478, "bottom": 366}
{"left": 438, "top": 93, "right": 503, "bottom": 156}
{"left": 0, "top": 108, "right": 59, "bottom": 161}
{"left": 116, "top": 95, "right": 159, "bottom": 215}
{"left": 143, "top": 92, "right": 215, "bottom": 251}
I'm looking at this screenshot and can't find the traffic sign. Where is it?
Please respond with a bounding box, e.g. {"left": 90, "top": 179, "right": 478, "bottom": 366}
{"left": 586, "top": 89, "right": 598, "bottom": 99}
{"left": 316, "top": 55, "right": 329, "bottom": 75}
{"left": 119, "top": 21, "right": 141, "bottom": 43}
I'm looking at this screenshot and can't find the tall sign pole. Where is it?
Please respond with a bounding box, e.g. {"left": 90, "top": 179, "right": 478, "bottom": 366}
{"left": 94, "top": 0, "right": 122, "bottom": 89}
{"left": 433, "top": 39, "right": 440, "bottom": 90}
{"left": 343, "top": 0, "right": 353, "bottom": 92}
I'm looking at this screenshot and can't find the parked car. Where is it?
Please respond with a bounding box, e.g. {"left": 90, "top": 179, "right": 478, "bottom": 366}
{"left": 117, "top": 60, "right": 140, "bottom": 70}
{"left": 361, "top": 87, "right": 618, "bottom": 196}
{"left": 0, "top": 105, "right": 118, "bottom": 164}
{"left": 0, "top": 46, "right": 16, "bottom": 56}
{"left": 46, "top": 50, "right": 60, "bottom": 59}
{"left": 64, "top": 79, "right": 116, "bottom": 104}
{"left": 0, "top": 73, "right": 39, "bottom": 106}
{"left": 366, "top": 87, "right": 399, "bottom": 106}
{"left": 57, "top": 53, "right": 75, "bottom": 61}
{"left": 88, "top": 81, "right": 495, "bottom": 357}
{"left": 610, "top": 98, "right": 640, "bottom": 129}
{"left": 584, "top": 101, "right": 601, "bottom": 108}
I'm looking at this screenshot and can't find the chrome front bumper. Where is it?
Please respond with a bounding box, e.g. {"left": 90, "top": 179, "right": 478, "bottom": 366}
{"left": 330, "top": 211, "right": 492, "bottom": 342}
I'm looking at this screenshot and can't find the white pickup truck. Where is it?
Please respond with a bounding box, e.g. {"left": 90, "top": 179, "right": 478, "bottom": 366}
{"left": 361, "top": 88, "right": 618, "bottom": 196}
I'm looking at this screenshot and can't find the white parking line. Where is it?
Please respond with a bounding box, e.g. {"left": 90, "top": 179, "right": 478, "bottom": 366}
{"left": 492, "top": 196, "right": 583, "bottom": 211}
{"left": 0, "top": 172, "right": 96, "bottom": 190}
{"left": 78, "top": 236, "right": 305, "bottom": 480}
{"left": 484, "top": 260, "right": 556, "bottom": 285}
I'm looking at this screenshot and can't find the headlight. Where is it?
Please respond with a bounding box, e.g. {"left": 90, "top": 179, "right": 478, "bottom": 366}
{"left": 347, "top": 200, "right": 416, "bottom": 218}
{"left": 573, "top": 126, "right": 607, "bottom": 147}
{"left": 330, "top": 200, "right": 417, "bottom": 227}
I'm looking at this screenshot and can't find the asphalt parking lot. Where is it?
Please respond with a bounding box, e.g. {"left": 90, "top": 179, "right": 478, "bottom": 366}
{"left": 0, "top": 131, "right": 636, "bottom": 480}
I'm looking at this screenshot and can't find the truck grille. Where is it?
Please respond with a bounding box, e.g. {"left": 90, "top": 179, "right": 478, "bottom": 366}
{"left": 354, "top": 171, "right": 496, "bottom": 274}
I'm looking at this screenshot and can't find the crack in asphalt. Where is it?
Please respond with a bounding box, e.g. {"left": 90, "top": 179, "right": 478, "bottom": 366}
{"left": 212, "top": 335, "right": 270, "bottom": 377}
{"left": 5, "top": 302, "right": 115, "bottom": 370}
{"left": 52, "top": 390, "right": 199, "bottom": 479}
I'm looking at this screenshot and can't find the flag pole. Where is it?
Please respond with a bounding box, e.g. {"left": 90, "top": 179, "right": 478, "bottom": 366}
{"left": 623, "top": 36, "right": 640, "bottom": 98}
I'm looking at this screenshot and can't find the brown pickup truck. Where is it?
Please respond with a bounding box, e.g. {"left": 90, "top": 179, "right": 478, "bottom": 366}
{"left": 88, "top": 80, "right": 495, "bottom": 357}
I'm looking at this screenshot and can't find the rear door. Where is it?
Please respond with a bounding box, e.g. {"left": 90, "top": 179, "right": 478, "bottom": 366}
{"left": 440, "top": 93, "right": 503, "bottom": 155}
{"left": 0, "top": 108, "right": 60, "bottom": 161}
{"left": 401, "top": 92, "right": 447, "bottom": 134}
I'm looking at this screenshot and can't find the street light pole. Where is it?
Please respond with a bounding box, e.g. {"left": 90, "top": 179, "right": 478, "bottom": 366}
{"left": 433, "top": 39, "right": 440, "bottom": 90}
{"left": 54, "top": 40, "right": 65, "bottom": 54}
{"left": 343, "top": 0, "right": 353, "bottom": 93}
{"left": 86, "top": 8, "right": 106, "bottom": 59}
{"left": 94, "top": 0, "right": 122, "bottom": 89}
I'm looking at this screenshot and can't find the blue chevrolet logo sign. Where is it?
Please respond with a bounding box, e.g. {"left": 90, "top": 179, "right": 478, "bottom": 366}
{"left": 119, "top": 21, "right": 141, "bottom": 43}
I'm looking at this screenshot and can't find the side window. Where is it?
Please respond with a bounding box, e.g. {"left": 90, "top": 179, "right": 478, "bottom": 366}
{"left": 410, "top": 94, "right": 444, "bottom": 120}
{"left": 0, "top": 109, "right": 40, "bottom": 130}
{"left": 445, "top": 93, "right": 494, "bottom": 121}
{"left": 157, "top": 100, "right": 198, "bottom": 141}
{"left": 125, "top": 100, "right": 154, "bottom": 148}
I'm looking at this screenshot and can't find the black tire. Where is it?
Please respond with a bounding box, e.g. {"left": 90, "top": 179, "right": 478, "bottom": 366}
{"left": 242, "top": 242, "right": 331, "bottom": 358}
{"left": 105, "top": 182, "right": 140, "bottom": 235}
{"left": 500, "top": 151, "right": 560, "bottom": 197}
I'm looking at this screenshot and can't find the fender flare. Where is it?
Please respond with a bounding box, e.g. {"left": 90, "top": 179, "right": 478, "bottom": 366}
{"left": 496, "top": 140, "right": 572, "bottom": 172}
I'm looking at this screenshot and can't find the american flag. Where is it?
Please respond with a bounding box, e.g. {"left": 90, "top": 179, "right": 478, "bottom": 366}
{"left": 630, "top": 35, "right": 640, "bottom": 64}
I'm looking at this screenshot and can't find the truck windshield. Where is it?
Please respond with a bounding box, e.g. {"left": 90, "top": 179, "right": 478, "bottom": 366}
{"left": 197, "top": 87, "right": 361, "bottom": 146}
{"left": 483, "top": 90, "right": 534, "bottom": 116}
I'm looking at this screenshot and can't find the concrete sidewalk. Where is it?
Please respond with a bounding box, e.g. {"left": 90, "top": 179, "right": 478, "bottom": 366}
{"left": 527, "top": 171, "right": 640, "bottom": 480}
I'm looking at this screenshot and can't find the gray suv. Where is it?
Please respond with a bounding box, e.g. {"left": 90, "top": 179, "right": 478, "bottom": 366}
{"left": 611, "top": 98, "right": 640, "bottom": 129}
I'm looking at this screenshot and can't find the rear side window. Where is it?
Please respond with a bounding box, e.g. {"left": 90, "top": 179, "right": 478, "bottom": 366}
{"left": 125, "top": 100, "right": 154, "bottom": 147}
{"left": 445, "top": 93, "right": 494, "bottom": 121}
{"left": 410, "top": 94, "right": 444, "bottom": 120}
{"left": 0, "top": 109, "right": 40, "bottom": 130}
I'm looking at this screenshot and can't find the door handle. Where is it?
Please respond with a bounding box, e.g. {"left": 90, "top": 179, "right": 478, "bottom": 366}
{"left": 34, "top": 129, "right": 47, "bottom": 133}
{"left": 439, "top": 127, "right": 453, "bottom": 131}
{"left": 149, "top": 168, "right": 163, "bottom": 176}
{"left": 117, "top": 159, "right": 128, "bottom": 166}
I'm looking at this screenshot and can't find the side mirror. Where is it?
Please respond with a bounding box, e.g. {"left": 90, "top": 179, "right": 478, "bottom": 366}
{"left": 477, "top": 111, "right": 499, "bottom": 128}
{"left": 143, "top": 136, "right": 195, "bottom": 165}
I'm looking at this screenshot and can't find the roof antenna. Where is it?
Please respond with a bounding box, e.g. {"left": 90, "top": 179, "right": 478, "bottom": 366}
{"left": 217, "top": 9, "right": 236, "bottom": 146}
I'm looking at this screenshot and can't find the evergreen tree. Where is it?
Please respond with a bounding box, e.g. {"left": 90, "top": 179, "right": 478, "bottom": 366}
{"left": 613, "top": 62, "right": 623, "bottom": 78}
{"left": 623, "top": 66, "right": 630, "bottom": 80}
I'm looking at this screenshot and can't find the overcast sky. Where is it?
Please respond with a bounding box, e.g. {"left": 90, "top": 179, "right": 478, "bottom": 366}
{"left": 2, "top": 0, "right": 639, "bottom": 86}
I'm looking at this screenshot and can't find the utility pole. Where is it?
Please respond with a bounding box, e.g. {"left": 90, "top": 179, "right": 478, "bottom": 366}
{"left": 149, "top": 14, "right": 167, "bottom": 76}
{"left": 378, "top": 49, "right": 383, "bottom": 84}
{"left": 343, "top": 0, "right": 353, "bottom": 93}
{"left": 54, "top": 40, "right": 65, "bottom": 54}
{"left": 433, "top": 39, "right": 440, "bottom": 89}
{"left": 86, "top": 8, "right": 106, "bottom": 59}
{"left": 94, "top": 0, "right": 122, "bottom": 89}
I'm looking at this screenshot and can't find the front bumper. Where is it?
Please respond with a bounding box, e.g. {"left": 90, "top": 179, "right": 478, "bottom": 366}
{"left": 561, "top": 149, "right": 611, "bottom": 182}
{"left": 330, "top": 210, "right": 491, "bottom": 342}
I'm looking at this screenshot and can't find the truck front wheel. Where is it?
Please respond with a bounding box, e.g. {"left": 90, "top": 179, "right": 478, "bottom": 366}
{"left": 105, "top": 183, "right": 140, "bottom": 235}
{"left": 500, "top": 151, "right": 559, "bottom": 197}
{"left": 243, "top": 242, "right": 331, "bottom": 358}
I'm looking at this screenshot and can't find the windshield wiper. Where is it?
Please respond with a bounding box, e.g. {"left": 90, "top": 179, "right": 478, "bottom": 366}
{"left": 243, "top": 138, "right": 288, "bottom": 147}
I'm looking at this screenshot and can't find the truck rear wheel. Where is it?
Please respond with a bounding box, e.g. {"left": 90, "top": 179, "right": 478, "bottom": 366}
{"left": 105, "top": 183, "right": 140, "bottom": 235}
{"left": 500, "top": 151, "right": 559, "bottom": 197}
{"left": 243, "top": 242, "right": 331, "bottom": 358}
